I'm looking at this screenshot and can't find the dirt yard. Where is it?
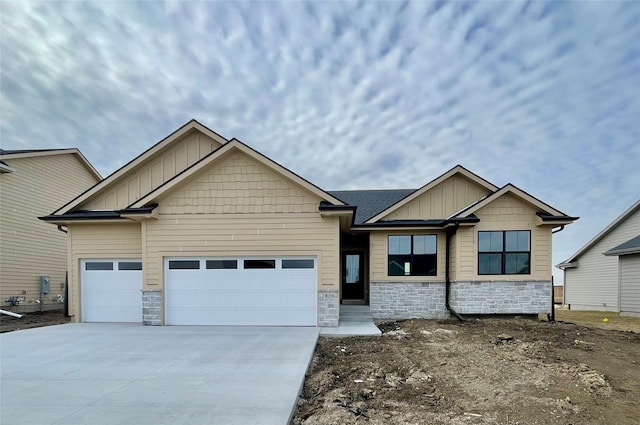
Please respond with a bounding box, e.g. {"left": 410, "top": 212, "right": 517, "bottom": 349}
{"left": 292, "top": 318, "right": 639, "bottom": 425}
{"left": 0, "top": 310, "right": 70, "bottom": 333}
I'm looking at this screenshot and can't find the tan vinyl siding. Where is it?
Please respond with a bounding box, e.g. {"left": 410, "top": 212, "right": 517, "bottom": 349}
{"left": 0, "top": 154, "right": 99, "bottom": 310}
{"left": 565, "top": 211, "right": 640, "bottom": 311}
{"left": 620, "top": 254, "right": 640, "bottom": 315}
{"left": 370, "top": 230, "right": 446, "bottom": 282}
{"left": 80, "top": 131, "right": 223, "bottom": 210}
{"left": 456, "top": 194, "right": 553, "bottom": 281}
{"left": 383, "top": 175, "right": 491, "bottom": 220}
{"left": 145, "top": 214, "right": 339, "bottom": 290}
{"left": 67, "top": 223, "right": 142, "bottom": 320}
{"left": 159, "top": 151, "right": 320, "bottom": 214}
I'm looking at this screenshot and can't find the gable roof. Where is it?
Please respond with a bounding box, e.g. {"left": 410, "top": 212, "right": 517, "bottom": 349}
{"left": 364, "top": 165, "right": 499, "bottom": 224}
{"left": 328, "top": 189, "right": 416, "bottom": 224}
{"left": 0, "top": 148, "right": 101, "bottom": 180}
{"left": 52, "top": 119, "right": 228, "bottom": 215}
{"left": 451, "top": 183, "right": 572, "bottom": 219}
{"left": 560, "top": 198, "right": 640, "bottom": 265}
{"left": 129, "top": 138, "right": 345, "bottom": 208}
{"left": 604, "top": 234, "right": 640, "bottom": 256}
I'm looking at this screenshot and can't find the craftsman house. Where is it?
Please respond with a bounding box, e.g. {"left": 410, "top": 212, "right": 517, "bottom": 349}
{"left": 41, "top": 120, "right": 576, "bottom": 326}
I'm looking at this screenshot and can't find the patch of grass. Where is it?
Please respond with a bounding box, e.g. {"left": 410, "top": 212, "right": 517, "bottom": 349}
{"left": 554, "top": 309, "right": 640, "bottom": 333}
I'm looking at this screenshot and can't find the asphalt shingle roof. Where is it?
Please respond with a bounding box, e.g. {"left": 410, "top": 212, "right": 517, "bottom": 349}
{"left": 328, "top": 189, "right": 416, "bottom": 224}
{"left": 605, "top": 234, "right": 640, "bottom": 255}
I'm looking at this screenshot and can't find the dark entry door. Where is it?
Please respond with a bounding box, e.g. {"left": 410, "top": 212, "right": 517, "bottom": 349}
{"left": 342, "top": 252, "right": 365, "bottom": 301}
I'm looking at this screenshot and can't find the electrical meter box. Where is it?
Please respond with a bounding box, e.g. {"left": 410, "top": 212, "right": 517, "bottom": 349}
{"left": 40, "top": 276, "right": 50, "bottom": 294}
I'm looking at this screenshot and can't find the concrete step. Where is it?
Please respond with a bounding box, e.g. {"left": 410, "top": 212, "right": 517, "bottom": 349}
{"left": 339, "top": 305, "right": 374, "bottom": 323}
{"left": 340, "top": 315, "right": 375, "bottom": 323}
{"left": 340, "top": 311, "right": 373, "bottom": 317}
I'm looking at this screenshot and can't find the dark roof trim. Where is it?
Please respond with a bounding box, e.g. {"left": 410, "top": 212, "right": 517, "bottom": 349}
{"left": 352, "top": 215, "right": 479, "bottom": 228}
{"left": 358, "top": 219, "right": 447, "bottom": 227}
{"left": 318, "top": 202, "right": 356, "bottom": 212}
{"left": 536, "top": 212, "right": 580, "bottom": 221}
{"left": 0, "top": 148, "right": 73, "bottom": 155}
{"left": 40, "top": 204, "right": 157, "bottom": 222}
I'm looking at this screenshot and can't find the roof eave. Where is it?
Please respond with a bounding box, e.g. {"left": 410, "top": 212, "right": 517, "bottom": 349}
{"left": 603, "top": 248, "right": 640, "bottom": 256}
{"left": 0, "top": 163, "right": 15, "bottom": 173}
{"left": 40, "top": 204, "right": 158, "bottom": 224}
{"left": 561, "top": 198, "right": 640, "bottom": 264}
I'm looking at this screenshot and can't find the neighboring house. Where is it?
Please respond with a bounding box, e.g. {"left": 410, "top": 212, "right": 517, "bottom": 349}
{"left": 40, "top": 120, "right": 576, "bottom": 326}
{"left": 558, "top": 199, "right": 640, "bottom": 316}
{"left": 0, "top": 148, "right": 101, "bottom": 313}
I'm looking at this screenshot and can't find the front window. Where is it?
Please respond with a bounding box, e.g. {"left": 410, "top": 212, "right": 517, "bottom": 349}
{"left": 478, "top": 231, "right": 530, "bottom": 275}
{"left": 388, "top": 235, "right": 437, "bottom": 276}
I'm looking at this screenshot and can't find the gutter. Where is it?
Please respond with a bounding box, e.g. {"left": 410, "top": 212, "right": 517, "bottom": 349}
{"left": 445, "top": 223, "right": 464, "bottom": 322}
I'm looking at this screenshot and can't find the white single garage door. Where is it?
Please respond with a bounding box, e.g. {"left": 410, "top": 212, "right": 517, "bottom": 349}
{"left": 81, "top": 259, "right": 142, "bottom": 323}
{"left": 165, "top": 257, "right": 317, "bottom": 326}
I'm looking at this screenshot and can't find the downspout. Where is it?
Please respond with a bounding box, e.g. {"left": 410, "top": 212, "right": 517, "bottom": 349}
{"left": 548, "top": 225, "right": 565, "bottom": 321}
{"left": 0, "top": 309, "right": 23, "bottom": 318}
{"left": 57, "top": 225, "right": 68, "bottom": 234}
{"left": 445, "top": 223, "right": 464, "bottom": 322}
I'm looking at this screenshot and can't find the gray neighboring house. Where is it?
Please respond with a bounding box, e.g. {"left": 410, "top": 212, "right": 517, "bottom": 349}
{"left": 557, "top": 199, "right": 640, "bottom": 316}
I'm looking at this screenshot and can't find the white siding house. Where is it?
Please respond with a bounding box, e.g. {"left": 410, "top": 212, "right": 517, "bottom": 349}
{"left": 558, "top": 200, "right": 640, "bottom": 313}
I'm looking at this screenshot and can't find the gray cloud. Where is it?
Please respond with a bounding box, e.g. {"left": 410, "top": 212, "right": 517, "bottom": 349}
{"left": 1, "top": 0, "right": 639, "bottom": 282}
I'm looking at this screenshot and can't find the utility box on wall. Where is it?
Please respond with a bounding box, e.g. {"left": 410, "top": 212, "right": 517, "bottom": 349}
{"left": 40, "top": 276, "right": 50, "bottom": 294}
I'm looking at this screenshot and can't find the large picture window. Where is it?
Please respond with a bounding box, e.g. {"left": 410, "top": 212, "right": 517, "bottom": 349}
{"left": 478, "top": 231, "right": 530, "bottom": 275}
{"left": 388, "top": 235, "right": 437, "bottom": 276}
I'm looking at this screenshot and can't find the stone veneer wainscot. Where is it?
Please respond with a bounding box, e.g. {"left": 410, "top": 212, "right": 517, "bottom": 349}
{"left": 370, "top": 280, "right": 552, "bottom": 320}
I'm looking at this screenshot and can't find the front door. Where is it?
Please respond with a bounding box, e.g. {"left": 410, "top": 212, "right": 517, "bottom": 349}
{"left": 342, "top": 252, "right": 365, "bottom": 302}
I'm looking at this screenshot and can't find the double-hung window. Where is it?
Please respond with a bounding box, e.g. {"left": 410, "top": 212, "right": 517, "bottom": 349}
{"left": 478, "top": 231, "right": 530, "bottom": 275}
{"left": 388, "top": 235, "right": 437, "bottom": 276}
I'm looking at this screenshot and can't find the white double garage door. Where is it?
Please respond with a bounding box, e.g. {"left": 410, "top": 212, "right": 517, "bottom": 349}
{"left": 81, "top": 257, "right": 317, "bottom": 326}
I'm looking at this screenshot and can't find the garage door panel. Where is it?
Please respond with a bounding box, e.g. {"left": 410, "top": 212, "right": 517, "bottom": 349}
{"left": 165, "top": 257, "right": 317, "bottom": 326}
{"left": 81, "top": 260, "right": 142, "bottom": 323}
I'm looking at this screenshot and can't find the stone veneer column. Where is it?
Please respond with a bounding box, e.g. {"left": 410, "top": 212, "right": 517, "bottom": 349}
{"left": 142, "top": 290, "right": 162, "bottom": 326}
{"left": 370, "top": 282, "right": 449, "bottom": 320}
{"left": 318, "top": 290, "right": 339, "bottom": 327}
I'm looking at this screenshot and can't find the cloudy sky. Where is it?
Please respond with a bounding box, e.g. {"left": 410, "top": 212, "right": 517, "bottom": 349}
{"left": 2, "top": 1, "right": 639, "bottom": 283}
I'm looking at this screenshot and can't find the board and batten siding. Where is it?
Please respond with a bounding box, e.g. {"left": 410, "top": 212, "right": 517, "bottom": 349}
{"left": 456, "top": 194, "right": 553, "bottom": 281}
{"left": 565, "top": 211, "right": 640, "bottom": 311}
{"left": 67, "top": 223, "right": 142, "bottom": 321}
{"left": 370, "top": 230, "right": 447, "bottom": 282}
{"left": 0, "top": 154, "right": 99, "bottom": 311}
{"left": 79, "top": 131, "right": 223, "bottom": 210}
{"left": 383, "top": 175, "right": 491, "bottom": 220}
{"left": 144, "top": 149, "right": 340, "bottom": 291}
{"left": 619, "top": 254, "right": 640, "bottom": 317}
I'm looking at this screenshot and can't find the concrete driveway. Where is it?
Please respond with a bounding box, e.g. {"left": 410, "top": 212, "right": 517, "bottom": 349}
{"left": 0, "top": 324, "right": 319, "bottom": 425}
